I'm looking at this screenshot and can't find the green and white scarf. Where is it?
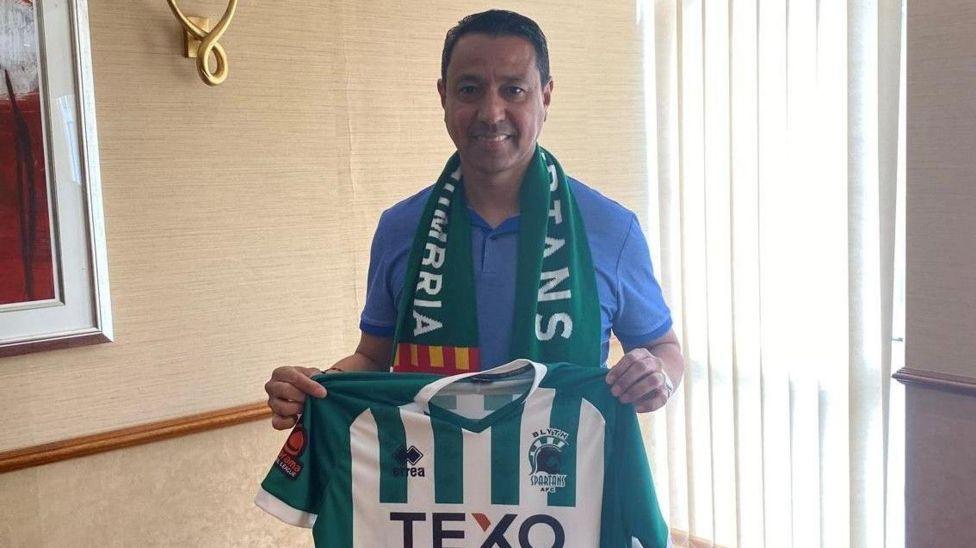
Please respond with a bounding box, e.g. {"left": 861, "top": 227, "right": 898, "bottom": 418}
{"left": 391, "top": 146, "right": 600, "bottom": 373}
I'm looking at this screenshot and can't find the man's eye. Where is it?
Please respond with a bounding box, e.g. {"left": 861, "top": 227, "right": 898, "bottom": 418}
{"left": 458, "top": 85, "right": 477, "bottom": 95}
{"left": 507, "top": 86, "right": 526, "bottom": 96}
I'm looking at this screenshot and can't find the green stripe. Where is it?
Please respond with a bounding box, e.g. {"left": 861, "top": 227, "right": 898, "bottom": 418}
{"left": 547, "top": 392, "right": 581, "bottom": 507}
{"left": 374, "top": 407, "right": 407, "bottom": 503}
{"left": 490, "top": 409, "right": 522, "bottom": 505}
{"left": 330, "top": 411, "right": 354, "bottom": 546}
{"left": 321, "top": 403, "right": 371, "bottom": 547}
{"left": 432, "top": 419, "right": 463, "bottom": 503}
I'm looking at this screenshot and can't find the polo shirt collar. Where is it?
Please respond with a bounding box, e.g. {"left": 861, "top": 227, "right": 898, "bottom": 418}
{"left": 467, "top": 207, "right": 520, "bottom": 235}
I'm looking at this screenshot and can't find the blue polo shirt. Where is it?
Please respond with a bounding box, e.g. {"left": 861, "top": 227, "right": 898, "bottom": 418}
{"left": 360, "top": 177, "right": 672, "bottom": 369}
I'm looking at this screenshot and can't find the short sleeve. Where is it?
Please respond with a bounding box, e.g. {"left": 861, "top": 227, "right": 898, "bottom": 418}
{"left": 359, "top": 212, "right": 398, "bottom": 336}
{"left": 255, "top": 403, "right": 325, "bottom": 528}
{"left": 601, "top": 409, "right": 671, "bottom": 547}
{"left": 612, "top": 217, "right": 673, "bottom": 347}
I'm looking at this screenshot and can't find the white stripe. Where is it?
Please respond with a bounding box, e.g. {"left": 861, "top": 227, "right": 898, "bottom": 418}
{"left": 350, "top": 409, "right": 382, "bottom": 547}
{"left": 463, "top": 428, "right": 492, "bottom": 508}
{"left": 401, "top": 407, "right": 435, "bottom": 507}
{"left": 518, "top": 387, "right": 556, "bottom": 507}
{"left": 254, "top": 487, "right": 317, "bottom": 528}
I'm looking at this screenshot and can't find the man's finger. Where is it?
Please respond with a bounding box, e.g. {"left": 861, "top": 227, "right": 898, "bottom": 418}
{"left": 619, "top": 373, "right": 664, "bottom": 404}
{"left": 607, "top": 346, "right": 655, "bottom": 383}
{"left": 609, "top": 361, "right": 652, "bottom": 398}
{"left": 268, "top": 397, "right": 303, "bottom": 418}
{"left": 270, "top": 414, "right": 298, "bottom": 431}
{"left": 635, "top": 392, "right": 667, "bottom": 413}
{"left": 266, "top": 380, "right": 309, "bottom": 403}
{"left": 275, "top": 368, "right": 327, "bottom": 398}
{"left": 606, "top": 353, "right": 637, "bottom": 384}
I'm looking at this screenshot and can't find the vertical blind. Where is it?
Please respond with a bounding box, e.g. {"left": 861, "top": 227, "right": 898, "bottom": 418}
{"left": 636, "top": 1, "right": 905, "bottom": 546}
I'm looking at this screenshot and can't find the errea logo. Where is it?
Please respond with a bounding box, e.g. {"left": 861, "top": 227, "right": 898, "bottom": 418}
{"left": 392, "top": 445, "right": 426, "bottom": 477}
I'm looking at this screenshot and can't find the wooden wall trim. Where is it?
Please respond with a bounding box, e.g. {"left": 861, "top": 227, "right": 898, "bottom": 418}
{"left": 894, "top": 367, "right": 976, "bottom": 397}
{"left": 0, "top": 401, "right": 271, "bottom": 474}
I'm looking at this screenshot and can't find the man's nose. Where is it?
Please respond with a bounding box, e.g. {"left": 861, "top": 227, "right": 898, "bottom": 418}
{"left": 477, "top": 90, "right": 506, "bottom": 125}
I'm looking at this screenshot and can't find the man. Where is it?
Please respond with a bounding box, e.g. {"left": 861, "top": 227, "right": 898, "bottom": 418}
{"left": 264, "top": 10, "right": 684, "bottom": 430}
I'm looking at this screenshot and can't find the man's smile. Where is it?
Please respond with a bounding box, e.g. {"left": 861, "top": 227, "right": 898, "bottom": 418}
{"left": 471, "top": 133, "right": 513, "bottom": 145}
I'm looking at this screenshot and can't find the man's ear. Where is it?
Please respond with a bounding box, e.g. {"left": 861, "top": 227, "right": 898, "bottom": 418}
{"left": 542, "top": 78, "right": 553, "bottom": 120}
{"left": 437, "top": 79, "right": 447, "bottom": 109}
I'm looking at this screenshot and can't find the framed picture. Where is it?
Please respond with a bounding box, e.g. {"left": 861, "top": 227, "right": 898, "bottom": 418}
{"left": 0, "top": 0, "right": 112, "bottom": 357}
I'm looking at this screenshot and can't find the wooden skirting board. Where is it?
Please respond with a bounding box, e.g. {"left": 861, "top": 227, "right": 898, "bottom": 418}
{"left": 0, "top": 401, "right": 271, "bottom": 474}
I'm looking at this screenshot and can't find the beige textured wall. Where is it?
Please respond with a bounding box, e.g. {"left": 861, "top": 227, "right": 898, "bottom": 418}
{"left": 905, "top": 0, "right": 976, "bottom": 546}
{"left": 0, "top": 0, "right": 648, "bottom": 545}
{"left": 0, "top": 0, "right": 647, "bottom": 453}
{"left": 0, "top": 421, "right": 312, "bottom": 547}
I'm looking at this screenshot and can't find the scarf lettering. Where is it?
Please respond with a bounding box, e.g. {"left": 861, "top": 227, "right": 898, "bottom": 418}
{"left": 429, "top": 209, "right": 448, "bottom": 242}
{"left": 536, "top": 312, "right": 572, "bottom": 340}
{"left": 413, "top": 310, "right": 443, "bottom": 336}
{"left": 422, "top": 243, "right": 445, "bottom": 268}
{"left": 417, "top": 272, "right": 442, "bottom": 296}
{"left": 548, "top": 199, "right": 563, "bottom": 224}
{"left": 538, "top": 268, "right": 571, "bottom": 302}
{"left": 536, "top": 169, "right": 572, "bottom": 347}
{"left": 410, "top": 182, "right": 457, "bottom": 337}
{"left": 543, "top": 237, "right": 565, "bottom": 259}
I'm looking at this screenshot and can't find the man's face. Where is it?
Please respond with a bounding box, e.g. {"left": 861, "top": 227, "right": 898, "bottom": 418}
{"left": 438, "top": 34, "right": 552, "bottom": 181}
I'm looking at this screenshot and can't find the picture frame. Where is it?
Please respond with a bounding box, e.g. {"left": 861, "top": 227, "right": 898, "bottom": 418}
{"left": 0, "top": 0, "right": 112, "bottom": 357}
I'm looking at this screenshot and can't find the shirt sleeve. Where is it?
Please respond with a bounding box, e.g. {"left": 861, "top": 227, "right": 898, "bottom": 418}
{"left": 255, "top": 401, "right": 325, "bottom": 528}
{"left": 359, "top": 211, "right": 398, "bottom": 337}
{"left": 602, "top": 408, "right": 671, "bottom": 547}
{"left": 611, "top": 216, "right": 673, "bottom": 347}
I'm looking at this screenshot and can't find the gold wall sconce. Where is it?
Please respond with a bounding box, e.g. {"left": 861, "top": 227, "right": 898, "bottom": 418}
{"left": 166, "top": 0, "right": 238, "bottom": 86}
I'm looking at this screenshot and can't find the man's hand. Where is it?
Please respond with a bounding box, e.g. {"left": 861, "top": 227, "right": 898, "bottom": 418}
{"left": 606, "top": 347, "right": 673, "bottom": 413}
{"left": 265, "top": 366, "right": 327, "bottom": 430}
{"left": 264, "top": 334, "right": 394, "bottom": 430}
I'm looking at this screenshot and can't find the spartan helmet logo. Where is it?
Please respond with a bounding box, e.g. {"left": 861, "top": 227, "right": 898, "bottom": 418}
{"left": 528, "top": 433, "right": 568, "bottom": 475}
{"left": 534, "top": 445, "right": 563, "bottom": 474}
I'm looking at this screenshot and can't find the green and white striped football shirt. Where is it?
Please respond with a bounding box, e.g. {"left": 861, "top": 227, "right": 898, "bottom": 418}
{"left": 256, "top": 359, "right": 669, "bottom": 547}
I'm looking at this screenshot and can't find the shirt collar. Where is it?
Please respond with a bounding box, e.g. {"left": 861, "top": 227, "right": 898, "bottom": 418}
{"left": 467, "top": 207, "right": 520, "bottom": 235}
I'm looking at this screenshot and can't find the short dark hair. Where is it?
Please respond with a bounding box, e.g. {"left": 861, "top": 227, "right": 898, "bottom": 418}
{"left": 441, "top": 10, "right": 551, "bottom": 85}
